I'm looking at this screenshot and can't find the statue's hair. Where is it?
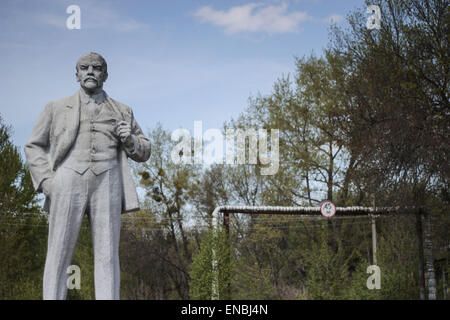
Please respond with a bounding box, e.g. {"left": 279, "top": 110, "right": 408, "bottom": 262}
{"left": 76, "top": 52, "right": 107, "bottom": 72}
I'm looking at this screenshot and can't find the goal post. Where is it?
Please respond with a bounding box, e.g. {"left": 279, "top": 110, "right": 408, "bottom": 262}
{"left": 210, "top": 205, "right": 430, "bottom": 300}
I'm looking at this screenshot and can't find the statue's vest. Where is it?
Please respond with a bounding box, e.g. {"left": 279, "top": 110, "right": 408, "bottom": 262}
{"left": 61, "top": 100, "right": 119, "bottom": 175}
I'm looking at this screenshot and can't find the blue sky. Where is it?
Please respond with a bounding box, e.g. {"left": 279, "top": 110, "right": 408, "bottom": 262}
{"left": 0, "top": 0, "right": 365, "bottom": 151}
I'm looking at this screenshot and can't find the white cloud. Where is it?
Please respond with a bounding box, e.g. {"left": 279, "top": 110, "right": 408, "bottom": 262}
{"left": 193, "top": 3, "right": 312, "bottom": 34}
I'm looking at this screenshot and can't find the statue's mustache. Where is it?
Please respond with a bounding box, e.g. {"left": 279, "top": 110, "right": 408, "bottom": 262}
{"left": 82, "top": 77, "right": 99, "bottom": 84}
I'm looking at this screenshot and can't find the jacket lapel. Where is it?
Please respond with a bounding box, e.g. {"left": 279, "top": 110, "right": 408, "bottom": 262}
{"left": 66, "top": 91, "right": 81, "bottom": 136}
{"left": 54, "top": 92, "right": 81, "bottom": 168}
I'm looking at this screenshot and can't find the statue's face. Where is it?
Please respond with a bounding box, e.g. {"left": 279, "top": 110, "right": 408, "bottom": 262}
{"left": 76, "top": 55, "right": 108, "bottom": 92}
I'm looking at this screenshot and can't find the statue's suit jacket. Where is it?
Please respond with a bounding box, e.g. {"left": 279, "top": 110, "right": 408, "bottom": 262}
{"left": 25, "top": 91, "right": 151, "bottom": 213}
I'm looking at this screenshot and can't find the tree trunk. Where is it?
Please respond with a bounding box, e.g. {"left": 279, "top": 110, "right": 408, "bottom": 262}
{"left": 424, "top": 209, "right": 436, "bottom": 300}
{"left": 339, "top": 154, "right": 355, "bottom": 206}
{"left": 415, "top": 212, "right": 426, "bottom": 300}
{"left": 327, "top": 142, "right": 338, "bottom": 253}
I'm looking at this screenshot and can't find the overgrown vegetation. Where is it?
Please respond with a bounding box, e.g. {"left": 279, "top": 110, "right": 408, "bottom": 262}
{"left": 0, "top": 0, "right": 448, "bottom": 299}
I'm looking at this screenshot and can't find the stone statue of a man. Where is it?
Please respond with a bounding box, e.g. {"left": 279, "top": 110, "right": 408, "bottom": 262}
{"left": 25, "top": 52, "right": 151, "bottom": 300}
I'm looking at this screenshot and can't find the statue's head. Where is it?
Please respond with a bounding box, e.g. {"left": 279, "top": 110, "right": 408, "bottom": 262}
{"left": 76, "top": 52, "right": 108, "bottom": 93}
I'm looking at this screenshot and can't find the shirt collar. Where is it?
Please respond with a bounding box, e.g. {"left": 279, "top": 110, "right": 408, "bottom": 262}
{"left": 79, "top": 89, "right": 107, "bottom": 105}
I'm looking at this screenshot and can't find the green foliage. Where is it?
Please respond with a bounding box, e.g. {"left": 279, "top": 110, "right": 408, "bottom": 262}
{"left": 189, "top": 229, "right": 232, "bottom": 299}
{"left": 232, "top": 260, "right": 276, "bottom": 300}
{"left": 0, "top": 213, "right": 48, "bottom": 299}
{"left": 374, "top": 217, "right": 421, "bottom": 299}
{"left": 0, "top": 114, "right": 44, "bottom": 299}
{"left": 231, "top": 216, "right": 302, "bottom": 299}
{"left": 302, "top": 222, "right": 354, "bottom": 299}
{"left": 0, "top": 116, "right": 39, "bottom": 214}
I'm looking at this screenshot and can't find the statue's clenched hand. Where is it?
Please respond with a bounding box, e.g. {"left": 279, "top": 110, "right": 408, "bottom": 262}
{"left": 116, "top": 121, "right": 134, "bottom": 148}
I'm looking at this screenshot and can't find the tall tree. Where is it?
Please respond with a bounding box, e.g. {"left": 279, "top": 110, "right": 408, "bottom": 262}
{"left": 329, "top": 0, "right": 449, "bottom": 299}
{"left": 135, "top": 124, "right": 201, "bottom": 299}
{"left": 0, "top": 114, "right": 43, "bottom": 299}
{"left": 0, "top": 115, "right": 39, "bottom": 215}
